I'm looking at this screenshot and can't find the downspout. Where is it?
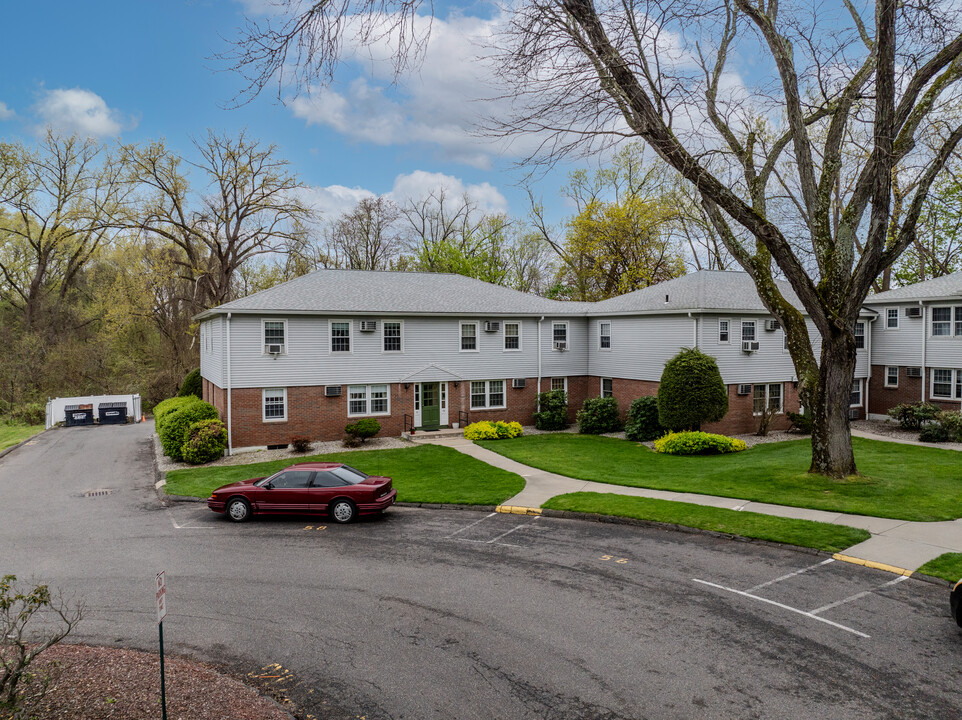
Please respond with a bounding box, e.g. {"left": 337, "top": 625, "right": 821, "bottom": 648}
{"left": 865, "top": 315, "right": 875, "bottom": 418}
{"left": 537, "top": 316, "right": 544, "bottom": 411}
{"left": 920, "top": 302, "right": 926, "bottom": 404}
{"left": 688, "top": 312, "right": 697, "bottom": 348}
{"left": 226, "top": 312, "right": 233, "bottom": 456}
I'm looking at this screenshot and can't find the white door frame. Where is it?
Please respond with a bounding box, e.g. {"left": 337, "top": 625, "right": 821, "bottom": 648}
{"left": 440, "top": 382, "right": 449, "bottom": 426}
{"left": 414, "top": 383, "right": 421, "bottom": 427}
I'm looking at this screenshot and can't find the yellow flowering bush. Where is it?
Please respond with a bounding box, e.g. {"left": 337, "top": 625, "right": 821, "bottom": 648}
{"left": 653, "top": 431, "right": 747, "bottom": 455}
{"left": 463, "top": 421, "right": 524, "bottom": 440}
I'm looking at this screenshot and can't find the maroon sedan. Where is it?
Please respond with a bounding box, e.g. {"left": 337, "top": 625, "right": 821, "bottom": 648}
{"left": 206, "top": 462, "right": 396, "bottom": 524}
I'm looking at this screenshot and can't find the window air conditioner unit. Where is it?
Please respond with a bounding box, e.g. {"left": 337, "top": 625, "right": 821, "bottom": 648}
{"left": 553, "top": 341, "right": 567, "bottom": 351}
{"left": 512, "top": 378, "right": 526, "bottom": 389}
{"left": 360, "top": 320, "right": 377, "bottom": 332}
{"left": 737, "top": 384, "right": 752, "bottom": 395}
{"left": 741, "top": 341, "right": 760, "bottom": 353}
{"left": 905, "top": 306, "right": 922, "bottom": 318}
{"left": 765, "top": 319, "right": 780, "bottom": 331}
{"left": 266, "top": 344, "right": 283, "bottom": 355}
{"left": 324, "top": 385, "right": 342, "bottom": 397}
{"left": 484, "top": 321, "right": 500, "bottom": 332}
{"left": 848, "top": 408, "right": 860, "bottom": 420}
{"left": 906, "top": 367, "right": 922, "bottom": 378}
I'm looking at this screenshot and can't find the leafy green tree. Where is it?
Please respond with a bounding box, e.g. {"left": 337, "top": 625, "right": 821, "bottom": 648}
{"left": 657, "top": 349, "right": 728, "bottom": 431}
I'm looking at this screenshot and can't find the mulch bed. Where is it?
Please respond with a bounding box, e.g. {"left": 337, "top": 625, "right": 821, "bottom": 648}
{"left": 10, "top": 644, "right": 293, "bottom": 719}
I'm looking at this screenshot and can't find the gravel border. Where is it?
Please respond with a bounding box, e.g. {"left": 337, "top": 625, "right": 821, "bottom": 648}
{"left": 852, "top": 418, "right": 962, "bottom": 451}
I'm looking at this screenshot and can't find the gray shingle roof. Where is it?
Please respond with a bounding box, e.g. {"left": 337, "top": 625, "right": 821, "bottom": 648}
{"left": 865, "top": 272, "right": 962, "bottom": 303}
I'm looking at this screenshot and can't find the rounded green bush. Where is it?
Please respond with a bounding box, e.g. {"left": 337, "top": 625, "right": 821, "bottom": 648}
{"left": 534, "top": 390, "right": 568, "bottom": 430}
{"left": 625, "top": 396, "right": 663, "bottom": 441}
{"left": 159, "top": 398, "right": 219, "bottom": 460}
{"left": 153, "top": 396, "right": 194, "bottom": 432}
{"left": 919, "top": 423, "right": 951, "bottom": 443}
{"left": 181, "top": 419, "right": 228, "bottom": 464}
{"left": 657, "top": 348, "right": 728, "bottom": 430}
{"left": 463, "top": 421, "right": 524, "bottom": 440}
{"left": 577, "top": 397, "right": 620, "bottom": 434}
{"left": 653, "top": 431, "right": 747, "bottom": 455}
{"left": 345, "top": 417, "right": 381, "bottom": 442}
{"left": 178, "top": 368, "right": 203, "bottom": 399}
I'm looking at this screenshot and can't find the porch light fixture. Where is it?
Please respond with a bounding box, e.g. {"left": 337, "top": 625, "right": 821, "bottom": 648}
{"left": 404, "top": 383, "right": 410, "bottom": 390}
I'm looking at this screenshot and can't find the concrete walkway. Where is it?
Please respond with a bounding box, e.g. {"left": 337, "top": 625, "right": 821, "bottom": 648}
{"left": 412, "top": 433, "right": 962, "bottom": 574}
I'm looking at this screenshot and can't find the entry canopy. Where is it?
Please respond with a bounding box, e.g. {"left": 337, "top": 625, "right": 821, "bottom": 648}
{"left": 399, "top": 363, "right": 463, "bottom": 384}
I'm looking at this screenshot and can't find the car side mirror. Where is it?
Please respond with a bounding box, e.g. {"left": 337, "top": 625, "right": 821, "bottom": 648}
{"left": 265, "top": 482, "right": 274, "bottom": 490}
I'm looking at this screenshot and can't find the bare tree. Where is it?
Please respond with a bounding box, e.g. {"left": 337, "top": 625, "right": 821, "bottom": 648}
{"left": 124, "top": 130, "right": 315, "bottom": 310}
{"left": 328, "top": 196, "right": 403, "bottom": 269}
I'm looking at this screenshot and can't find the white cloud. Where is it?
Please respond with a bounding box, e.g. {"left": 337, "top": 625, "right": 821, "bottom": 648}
{"left": 296, "top": 184, "right": 376, "bottom": 219}
{"left": 387, "top": 170, "right": 508, "bottom": 213}
{"left": 34, "top": 88, "right": 134, "bottom": 138}
{"left": 0, "top": 102, "right": 14, "bottom": 121}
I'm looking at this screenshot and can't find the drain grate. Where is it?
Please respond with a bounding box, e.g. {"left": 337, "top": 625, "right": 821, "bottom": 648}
{"left": 83, "top": 489, "right": 113, "bottom": 498}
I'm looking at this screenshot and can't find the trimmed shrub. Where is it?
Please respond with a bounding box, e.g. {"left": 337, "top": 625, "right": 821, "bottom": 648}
{"left": 345, "top": 417, "right": 381, "bottom": 443}
{"left": 181, "top": 419, "right": 228, "bottom": 464}
{"left": 657, "top": 348, "right": 728, "bottom": 430}
{"left": 887, "top": 402, "right": 941, "bottom": 430}
{"left": 534, "top": 390, "right": 569, "bottom": 430}
{"left": 935, "top": 411, "right": 962, "bottom": 442}
{"left": 291, "top": 435, "right": 312, "bottom": 453}
{"left": 786, "top": 411, "right": 813, "bottom": 434}
{"left": 625, "top": 396, "right": 663, "bottom": 442}
{"left": 153, "top": 396, "right": 194, "bottom": 432}
{"left": 178, "top": 368, "right": 203, "bottom": 399}
{"left": 653, "top": 431, "right": 748, "bottom": 455}
{"left": 919, "top": 423, "right": 951, "bottom": 443}
{"left": 463, "top": 421, "right": 524, "bottom": 440}
{"left": 159, "top": 398, "right": 219, "bottom": 460}
{"left": 577, "top": 397, "right": 621, "bottom": 434}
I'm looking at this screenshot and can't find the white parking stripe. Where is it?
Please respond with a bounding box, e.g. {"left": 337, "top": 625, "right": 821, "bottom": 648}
{"left": 692, "top": 579, "right": 870, "bottom": 638}
{"left": 809, "top": 575, "right": 909, "bottom": 616}
{"left": 486, "top": 517, "right": 540, "bottom": 544}
{"left": 746, "top": 558, "right": 836, "bottom": 592}
{"left": 166, "top": 508, "right": 214, "bottom": 530}
{"left": 444, "top": 512, "right": 497, "bottom": 539}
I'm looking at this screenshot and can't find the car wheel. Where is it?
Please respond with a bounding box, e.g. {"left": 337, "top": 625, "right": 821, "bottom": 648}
{"left": 330, "top": 498, "right": 357, "bottom": 524}
{"left": 226, "top": 497, "right": 252, "bottom": 523}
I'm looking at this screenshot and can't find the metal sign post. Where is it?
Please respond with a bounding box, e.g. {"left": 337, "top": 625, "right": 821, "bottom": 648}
{"left": 156, "top": 571, "right": 168, "bottom": 720}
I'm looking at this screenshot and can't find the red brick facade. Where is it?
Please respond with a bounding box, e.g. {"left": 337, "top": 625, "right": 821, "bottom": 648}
{"left": 868, "top": 365, "right": 961, "bottom": 416}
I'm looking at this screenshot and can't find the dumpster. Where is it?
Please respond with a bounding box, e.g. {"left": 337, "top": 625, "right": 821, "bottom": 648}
{"left": 98, "top": 401, "right": 128, "bottom": 425}
{"left": 64, "top": 404, "right": 94, "bottom": 426}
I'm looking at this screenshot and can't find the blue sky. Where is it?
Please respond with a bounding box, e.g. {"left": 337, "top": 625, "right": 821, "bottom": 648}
{"left": 0, "top": 1, "right": 583, "bottom": 225}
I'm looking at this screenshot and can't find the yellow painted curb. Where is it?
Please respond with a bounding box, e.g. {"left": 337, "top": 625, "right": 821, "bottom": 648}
{"left": 832, "top": 553, "right": 914, "bottom": 577}
{"left": 495, "top": 505, "right": 542, "bottom": 516}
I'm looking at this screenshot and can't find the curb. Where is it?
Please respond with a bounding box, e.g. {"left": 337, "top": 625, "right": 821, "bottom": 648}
{"left": 0, "top": 426, "right": 51, "bottom": 461}
{"left": 395, "top": 502, "right": 496, "bottom": 512}
{"left": 496, "top": 505, "right": 543, "bottom": 516}
{"left": 833, "top": 553, "right": 914, "bottom": 577}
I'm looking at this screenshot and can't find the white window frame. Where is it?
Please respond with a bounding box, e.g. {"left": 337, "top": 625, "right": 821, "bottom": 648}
{"left": 886, "top": 307, "right": 899, "bottom": 329}
{"left": 752, "top": 383, "right": 783, "bottom": 416}
{"left": 741, "top": 320, "right": 757, "bottom": 343}
{"left": 930, "top": 305, "right": 962, "bottom": 337}
{"left": 262, "top": 387, "right": 287, "bottom": 422}
{"left": 931, "top": 368, "right": 962, "bottom": 400}
{"left": 460, "top": 321, "right": 479, "bottom": 353}
{"left": 262, "top": 319, "right": 288, "bottom": 355}
{"left": 469, "top": 379, "right": 507, "bottom": 410}
{"left": 382, "top": 320, "right": 404, "bottom": 353}
{"left": 854, "top": 321, "right": 865, "bottom": 350}
{"left": 503, "top": 321, "right": 522, "bottom": 352}
{"left": 552, "top": 321, "right": 569, "bottom": 350}
{"left": 601, "top": 378, "right": 613, "bottom": 398}
{"left": 718, "top": 319, "right": 731, "bottom": 344}
{"left": 885, "top": 366, "right": 899, "bottom": 388}
{"left": 329, "top": 319, "right": 352, "bottom": 354}
{"left": 550, "top": 377, "right": 567, "bottom": 393}
{"left": 347, "top": 384, "right": 391, "bottom": 417}
{"left": 599, "top": 321, "right": 612, "bottom": 350}
{"left": 849, "top": 379, "right": 863, "bottom": 407}
{"left": 782, "top": 331, "right": 790, "bottom": 353}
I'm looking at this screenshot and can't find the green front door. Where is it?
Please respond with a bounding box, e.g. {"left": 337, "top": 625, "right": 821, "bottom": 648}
{"left": 421, "top": 382, "right": 440, "bottom": 430}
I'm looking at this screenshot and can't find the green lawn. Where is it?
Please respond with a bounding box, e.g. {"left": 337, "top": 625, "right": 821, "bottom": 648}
{"left": 165, "top": 444, "right": 525, "bottom": 505}
{"left": 543, "top": 492, "right": 871, "bottom": 553}
{"left": 0, "top": 422, "right": 44, "bottom": 452}
{"left": 478, "top": 434, "right": 962, "bottom": 522}
{"left": 916, "top": 553, "right": 962, "bottom": 583}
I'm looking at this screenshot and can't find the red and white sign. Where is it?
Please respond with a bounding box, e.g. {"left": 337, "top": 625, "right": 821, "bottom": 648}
{"left": 155, "top": 571, "right": 167, "bottom": 624}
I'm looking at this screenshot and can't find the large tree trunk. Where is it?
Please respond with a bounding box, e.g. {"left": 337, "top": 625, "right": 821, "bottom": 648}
{"left": 808, "top": 332, "right": 858, "bottom": 478}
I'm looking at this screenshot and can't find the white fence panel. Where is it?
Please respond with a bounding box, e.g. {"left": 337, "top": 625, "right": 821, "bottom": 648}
{"left": 46, "top": 394, "right": 142, "bottom": 429}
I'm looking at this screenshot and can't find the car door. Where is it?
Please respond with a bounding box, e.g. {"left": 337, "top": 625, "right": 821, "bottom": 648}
{"left": 309, "top": 471, "right": 352, "bottom": 512}
{"left": 259, "top": 470, "right": 315, "bottom": 514}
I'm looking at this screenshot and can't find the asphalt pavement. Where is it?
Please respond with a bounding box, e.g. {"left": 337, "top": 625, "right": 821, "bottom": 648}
{"left": 3, "top": 424, "right": 962, "bottom": 719}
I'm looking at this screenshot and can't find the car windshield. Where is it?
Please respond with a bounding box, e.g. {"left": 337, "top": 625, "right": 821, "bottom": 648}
{"left": 328, "top": 465, "right": 368, "bottom": 485}
{"left": 255, "top": 472, "right": 283, "bottom": 487}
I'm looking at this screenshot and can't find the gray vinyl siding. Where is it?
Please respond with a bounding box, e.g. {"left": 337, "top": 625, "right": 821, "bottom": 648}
{"left": 866, "top": 302, "right": 926, "bottom": 366}
{"left": 200, "top": 317, "right": 225, "bottom": 388}
{"left": 542, "top": 318, "right": 589, "bottom": 378}
{"left": 588, "top": 315, "right": 699, "bottom": 381}
{"left": 924, "top": 303, "right": 962, "bottom": 367}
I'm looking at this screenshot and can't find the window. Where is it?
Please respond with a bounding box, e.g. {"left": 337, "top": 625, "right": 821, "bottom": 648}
{"left": 932, "top": 306, "right": 962, "bottom": 337}
{"left": 742, "top": 320, "right": 756, "bottom": 342}
{"left": 270, "top": 470, "right": 313, "bottom": 489}
{"left": 550, "top": 377, "right": 567, "bottom": 392}
{"left": 886, "top": 308, "right": 899, "bottom": 329}
{"left": 263, "top": 388, "right": 287, "bottom": 422}
{"left": 348, "top": 384, "right": 390, "bottom": 416}
{"left": 854, "top": 322, "right": 865, "bottom": 349}
{"left": 599, "top": 322, "right": 611, "bottom": 349}
{"left": 601, "top": 378, "right": 613, "bottom": 398}
{"left": 383, "top": 321, "right": 402, "bottom": 352}
{"left": 504, "top": 322, "right": 521, "bottom": 351}
{"left": 718, "top": 319, "right": 730, "bottom": 344}
{"left": 931, "top": 368, "right": 961, "bottom": 399}
{"left": 470, "top": 380, "right": 506, "bottom": 409}
{"left": 263, "top": 320, "right": 286, "bottom": 353}
{"left": 752, "top": 384, "right": 783, "bottom": 415}
{"left": 850, "top": 379, "right": 862, "bottom": 407}
{"left": 553, "top": 322, "right": 568, "bottom": 349}
{"left": 885, "top": 366, "right": 899, "bottom": 388}
{"left": 460, "top": 322, "right": 477, "bottom": 351}
{"left": 957, "top": 307, "right": 962, "bottom": 336}
{"left": 330, "top": 321, "right": 351, "bottom": 352}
